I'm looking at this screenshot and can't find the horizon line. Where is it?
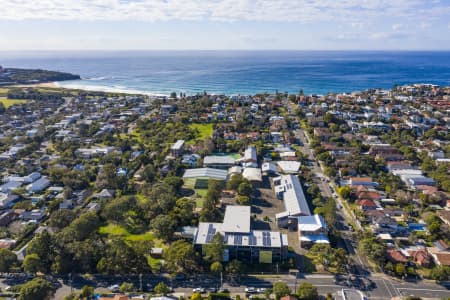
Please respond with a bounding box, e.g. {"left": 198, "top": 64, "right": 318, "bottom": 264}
{"left": 1, "top": 49, "right": 450, "bottom": 53}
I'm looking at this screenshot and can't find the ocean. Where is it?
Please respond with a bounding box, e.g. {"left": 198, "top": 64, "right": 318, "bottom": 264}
{"left": 1, "top": 51, "right": 450, "bottom": 96}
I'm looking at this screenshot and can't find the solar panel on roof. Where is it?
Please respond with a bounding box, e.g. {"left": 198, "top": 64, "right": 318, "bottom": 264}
{"left": 206, "top": 224, "right": 217, "bottom": 243}
{"left": 262, "top": 231, "right": 272, "bottom": 246}
{"left": 248, "top": 235, "right": 257, "bottom": 246}
{"left": 234, "top": 235, "right": 242, "bottom": 245}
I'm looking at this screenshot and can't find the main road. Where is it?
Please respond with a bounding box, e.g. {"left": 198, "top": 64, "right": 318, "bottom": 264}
{"left": 20, "top": 272, "right": 447, "bottom": 300}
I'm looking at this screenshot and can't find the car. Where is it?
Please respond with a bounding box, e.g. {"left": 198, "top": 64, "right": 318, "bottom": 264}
{"left": 256, "top": 288, "right": 267, "bottom": 293}
{"left": 207, "top": 287, "right": 217, "bottom": 293}
{"left": 245, "top": 287, "right": 256, "bottom": 294}
{"left": 218, "top": 288, "right": 230, "bottom": 293}
{"left": 193, "top": 288, "right": 205, "bottom": 293}
{"left": 108, "top": 284, "right": 120, "bottom": 292}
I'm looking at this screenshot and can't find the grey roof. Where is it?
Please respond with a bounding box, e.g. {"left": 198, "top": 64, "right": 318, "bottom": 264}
{"left": 183, "top": 168, "right": 228, "bottom": 181}
{"left": 203, "top": 155, "right": 236, "bottom": 165}
{"left": 0, "top": 181, "right": 22, "bottom": 193}
{"left": 26, "top": 177, "right": 50, "bottom": 192}
{"left": 242, "top": 167, "right": 262, "bottom": 182}
{"left": 222, "top": 205, "right": 251, "bottom": 233}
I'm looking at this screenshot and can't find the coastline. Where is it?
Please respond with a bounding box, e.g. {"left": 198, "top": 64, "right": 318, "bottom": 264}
{"left": 12, "top": 82, "right": 59, "bottom": 88}
{"left": 55, "top": 80, "right": 169, "bottom": 96}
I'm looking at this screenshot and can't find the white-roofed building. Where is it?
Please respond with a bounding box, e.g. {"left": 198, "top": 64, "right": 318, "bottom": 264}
{"left": 242, "top": 167, "right": 262, "bottom": 183}
{"left": 221, "top": 205, "right": 251, "bottom": 233}
{"left": 26, "top": 177, "right": 50, "bottom": 193}
{"left": 241, "top": 146, "right": 257, "bottom": 168}
{"left": 183, "top": 168, "right": 228, "bottom": 189}
{"left": 170, "top": 140, "right": 185, "bottom": 157}
{"left": 228, "top": 166, "right": 243, "bottom": 176}
{"left": 183, "top": 168, "right": 228, "bottom": 181}
{"left": 297, "top": 214, "right": 329, "bottom": 247}
{"left": 262, "top": 162, "right": 277, "bottom": 174}
{"left": 277, "top": 161, "right": 301, "bottom": 174}
{"left": 194, "top": 205, "right": 288, "bottom": 263}
{"left": 273, "top": 175, "right": 311, "bottom": 228}
{"left": 203, "top": 155, "right": 236, "bottom": 169}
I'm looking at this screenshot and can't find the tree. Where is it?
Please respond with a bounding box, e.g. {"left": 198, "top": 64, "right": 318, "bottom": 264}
{"left": 237, "top": 195, "right": 250, "bottom": 205}
{"left": 96, "top": 239, "right": 149, "bottom": 274}
{"left": 154, "top": 282, "right": 171, "bottom": 295}
{"left": 272, "top": 282, "right": 291, "bottom": 299}
{"left": 204, "top": 233, "right": 224, "bottom": 263}
{"left": 191, "top": 292, "right": 202, "bottom": 300}
{"left": 67, "top": 212, "right": 101, "bottom": 241}
{"left": 27, "top": 230, "right": 54, "bottom": 272}
{"left": 102, "top": 196, "right": 138, "bottom": 223}
{"left": 337, "top": 186, "right": 352, "bottom": 200}
{"left": 238, "top": 181, "right": 253, "bottom": 197}
{"left": 395, "top": 263, "right": 406, "bottom": 277}
{"left": 296, "top": 282, "right": 318, "bottom": 300}
{"left": 48, "top": 209, "right": 76, "bottom": 229}
{"left": 150, "top": 214, "right": 177, "bottom": 240}
{"left": 226, "top": 259, "right": 243, "bottom": 278}
{"left": 23, "top": 254, "right": 44, "bottom": 274}
{"left": 18, "top": 277, "right": 55, "bottom": 300}
{"left": 0, "top": 248, "right": 17, "bottom": 272}
{"left": 210, "top": 261, "right": 223, "bottom": 274}
{"left": 164, "top": 240, "right": 198, "bottom": 273}
{"left": 430, "top": 266, "right": 450, "bottom": 282}
{"left": 227, "top": 174, "right": 244, "bottom": 191}
{"left": 80, "top": 285, "right": 94, "bottom": 299}
{"left": 163, "top": 176, "right": 184, "bottom": 194}
{"left": 119, "top": 282, "right": 134, "bottom": 293}
{"left": 173, "top": 198, "right": 195, "bottom": 226}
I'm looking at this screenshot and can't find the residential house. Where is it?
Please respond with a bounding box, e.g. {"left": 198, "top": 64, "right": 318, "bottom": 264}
{"left": 26, "top": 177, "right": 50, "bottom": 193}
{"left": 92, "top": 189, "right": 116, "bottom": 201}
{"left": 170, "top": 140, "right": 185, "bottom": 157}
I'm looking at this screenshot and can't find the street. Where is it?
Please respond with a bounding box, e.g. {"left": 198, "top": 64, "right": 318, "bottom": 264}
{"left": 3, "top": 272, "right": 448, "bottom": 300}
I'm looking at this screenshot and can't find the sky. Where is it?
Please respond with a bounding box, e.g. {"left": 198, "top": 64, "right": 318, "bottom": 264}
{"left": 1, "top": 0, "right": 450, "bottom": 51}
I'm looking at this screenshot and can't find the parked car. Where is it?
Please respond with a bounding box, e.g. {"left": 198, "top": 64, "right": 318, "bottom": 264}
{"left": 245, "top": 287, "right": 257, "bottom": 294}
{"left": 193, "top": 288, "right": 205, "bottom": 293}
{"left": 108, "top": 284, "right": 120, "bottom": 292}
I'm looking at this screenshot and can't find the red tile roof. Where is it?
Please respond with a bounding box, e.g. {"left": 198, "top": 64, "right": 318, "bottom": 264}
{"left": 387, "top": 250, "right": 408, "bottom": 263}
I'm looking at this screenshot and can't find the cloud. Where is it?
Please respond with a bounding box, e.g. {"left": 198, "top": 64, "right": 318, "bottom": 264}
{"left": 369, "top": 31, "right": 412, "bottom": 40}
{"left": 0, "top": 0, "right": 448, "bottom": 23}
{"left": 418, "top": 22, "right": 431, "bottom": 29}
{"left": 392, "top": 24, "right": 405, "bottom": 31}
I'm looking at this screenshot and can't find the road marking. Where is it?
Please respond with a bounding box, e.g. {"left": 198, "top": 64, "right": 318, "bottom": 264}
{"left": 382, "top": 279, "right": 393, "bottom": 298}
{"left": 397, "top": 288, "right": 449, "bottom": 292}
{"left": 388, "top": 279, "right": 401, "bottom": 297}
